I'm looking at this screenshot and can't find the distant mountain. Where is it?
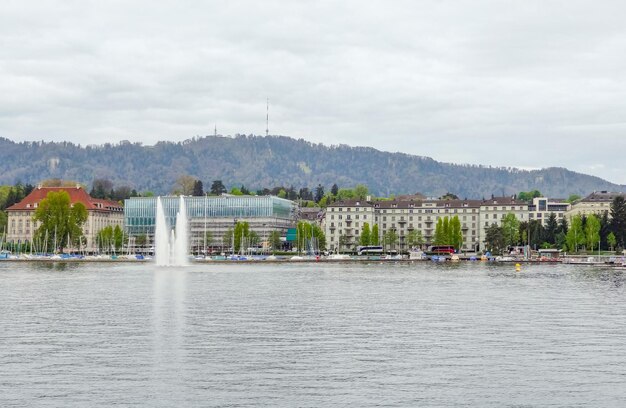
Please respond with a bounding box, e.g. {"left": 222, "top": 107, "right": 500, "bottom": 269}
{"left": 0, "top": 135, "right": 624, "bottom": 198}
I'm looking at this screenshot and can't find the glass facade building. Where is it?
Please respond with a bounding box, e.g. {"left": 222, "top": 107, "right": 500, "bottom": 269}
{"left": 124, "top": 195, "right": 297, "bottom": 251}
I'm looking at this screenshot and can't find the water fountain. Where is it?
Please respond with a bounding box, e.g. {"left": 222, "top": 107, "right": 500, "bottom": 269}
{"left": 155, "top": 196, "right": 189, "bottom": 266}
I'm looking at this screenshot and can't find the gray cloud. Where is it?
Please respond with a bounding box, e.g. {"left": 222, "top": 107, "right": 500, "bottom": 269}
{"left": 2, "top": 0, "right": 626, "bottom": 183}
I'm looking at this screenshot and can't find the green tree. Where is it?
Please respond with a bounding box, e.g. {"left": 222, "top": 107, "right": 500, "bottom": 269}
{"left": 331, "top": 184, "right": 339, "bottom": 196}
{"left": 97, "top": 226, "right": 114, "bottom": 252}
{"left": 268, "top": 230, "right": 282, "bottom": 254}
{"left": 359, "top": 222, "right": 371, "bottom": 246}
{"left": 607, "top": 232, "right": 617, "bottom": 252}
{"left": 433, "top": 216, "right": 462, "bottom": 249}
{"left": 439, "top": 192, "right": 459, "bottom": 200}
{"left": 558, "top": 217, "right": 568, "bottom": 234}
{"left": 230, "top": 187, "right": 243, "bottom": 195}
{"left": 0, "top": 210, "right": 7, "bottom": 236}
{"left": 113, "top": 225, "right": 124, "bottom": 251}
{"left": 501, "top": 213, "right": 520, "bottom": 248}
{"left": 585, "top": 214, "right": 601, "bottom": 252}
{"left": 210, "top": 180, "right": 227, "bottom": 195}
{"left": 338, "top": 234, "right": 350, "bottom": 253}
{"left": 336, "top": 188, "right": 355, "bottom": 201}
{"left": 312, "top": 224, "right": 326, "bottom": 252}
{"left": 135, "top": 234, "right": 147, "bottom": 249}
{"left": 484, "top": 223, "right": 505, "bottom": 254}
{"left": 277, "top": 189, "right": 287, "bottom": 199}
{"left": 442, "top": 217, "right": 450, "bottom": 245}
{"left": 566, "top": 194, "right": 581, "bottom": 203}
{"left": 517, "top": 190, "right": 542, "bottom": 202}
{"left": 544, "top": 213, "right": 558, "bottom": 245}
{"left": 223, "top": 228, "right": 233, "bottom": 251}
{"left": 433, "top": 218, "right": 444, "bottom": 245}
{"left": 555, "top": 231, "right": 567, "bottom": 250}
{"left": 610, "top": 196, "right": 626, "bottom": 248}
{"left": 33, "top": 191, "right": 88, "bottom": 252}
{"left": 566, "top": 215, "right": 585, "bottom": 253}
{"left": 406, "top": 229, "right": 424, "bottom": 249}
{"left": 371, "top": 224, "right": 380, "bottom": 245}
{"left": 314, "top": 184, "right": 325, "bottom": 203}
{"left": 296, "top": 221, "right": 326, "bottom": 253}
{"left": 449, "top": 216, "right": 463, "bottom": 250}
{"left": 519, "top": 221, "right": 528, "bottom": 245}
{"left": 382, "top": 229, "right": 399, "bottom": 250}
{"left": 233, "top": 221, "right": 251, "bottom": 253}
{"left": 529, "top": 219, "right": 545, "bottom": 249}
{"left": 354, "top": 184, "right": 369, "bottom": 200}
{"left": 192, "top": 180, "right": 204, "bottom": 196}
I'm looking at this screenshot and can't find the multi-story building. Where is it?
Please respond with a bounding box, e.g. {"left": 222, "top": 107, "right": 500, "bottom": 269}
{"left": 124, "top": 195, "right": 297, "bottom": 252}
{"left": 325, "top": 198, "right": 485, "bottom": 253}
{"left": 325, "top": 199, "right": 376, "bottom": 252}
{"left": 527, "top": 197, "right": 570, "bottom": 225}
{"left": 5, "top": 185, "right": 124, "bottom": 252}
{"left": 564, "top": 191, "right": 626, "bottom": 221}
{"left": 324, "top": 196, "right": 534, "bottom": 253}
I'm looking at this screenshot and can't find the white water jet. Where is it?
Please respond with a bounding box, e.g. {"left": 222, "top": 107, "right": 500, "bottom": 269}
{"left": 154, "top": 196, "right": 189, "bottom": 266}
{"left": 174, "top": 196, "right": 189, "bottom": 266}
{"left": 155, "top": 197, "right": 170, "bottom": 266}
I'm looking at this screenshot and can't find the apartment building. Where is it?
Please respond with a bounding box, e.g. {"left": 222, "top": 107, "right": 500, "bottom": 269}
{"left": 325, "top": 199, "right": 483, "bottom": 253}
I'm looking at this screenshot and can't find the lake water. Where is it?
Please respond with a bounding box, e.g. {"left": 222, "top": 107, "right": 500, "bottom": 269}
{"left": 1, "top": 261, "right": 626, "bottom": 407}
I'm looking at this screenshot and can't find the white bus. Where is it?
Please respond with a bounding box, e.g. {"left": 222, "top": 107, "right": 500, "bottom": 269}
{"left": 357, "top": 245, "right": 384, "bottom": 256}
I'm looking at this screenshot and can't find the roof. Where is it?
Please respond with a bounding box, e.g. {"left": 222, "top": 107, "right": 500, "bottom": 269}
{"left": 479, "top": 196, "right": 527, "bottom": 206}
{"left": 6, "top": 186, "right": 123, "bottom": 212}
{"left": 581, "top": 191, "right": 626, "bottom": 202}
{"left": 327, "top": 199, "right": 374, "bottom": 208}
{"left": 330, "top": 198, "right": 484, "bottom": 209}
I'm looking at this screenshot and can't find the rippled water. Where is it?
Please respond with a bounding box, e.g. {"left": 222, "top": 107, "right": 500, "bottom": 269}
{"left": 1, "top": 261, "right": 626, "bottom": 407}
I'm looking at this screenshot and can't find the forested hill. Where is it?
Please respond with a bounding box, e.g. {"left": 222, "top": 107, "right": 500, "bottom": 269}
{"left": 0, "top": 135, "right": 623, "bottom": 198}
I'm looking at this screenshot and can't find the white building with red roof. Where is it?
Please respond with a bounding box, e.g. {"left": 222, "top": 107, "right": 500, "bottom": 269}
{"left": 6, "top": 184, "right": 124, "bottom": 252}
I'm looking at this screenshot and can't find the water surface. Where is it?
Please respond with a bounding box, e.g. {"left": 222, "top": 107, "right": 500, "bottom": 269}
{"left": 1, "top": 261, "right": 625, "bottom": 407}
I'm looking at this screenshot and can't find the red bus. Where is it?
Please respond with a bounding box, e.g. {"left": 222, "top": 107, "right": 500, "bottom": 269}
{"left": 427, "top": 245, "right": 456, "bottom": 255}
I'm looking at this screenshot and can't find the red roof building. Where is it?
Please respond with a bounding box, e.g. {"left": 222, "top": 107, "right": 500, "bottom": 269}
{"left": 6, "top": 185, "right": 124, "bottom": 252}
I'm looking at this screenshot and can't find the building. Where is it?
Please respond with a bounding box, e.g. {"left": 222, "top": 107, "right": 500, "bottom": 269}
{"left": 298, "top": 207, "right": 325, "bottom": 225}
{"left": 324, "top": 196, "right": 534, "bottom": 253}
{"left": 5, "top": 185, "right": 124, "bottom": 252}
{"left": 124, "top": 195, "right": 298, "bottom": 253}
{"left": 564, "top": 191, "right": 626, "bottom": 221}
{"left": 325, "top": 198, "right": 484, "bottom": 253}
{"left": 527, "top": 197, "right": 570, "bottom": 225}
{"left": 325, "top": 199, "right": 376, "bottom": 252}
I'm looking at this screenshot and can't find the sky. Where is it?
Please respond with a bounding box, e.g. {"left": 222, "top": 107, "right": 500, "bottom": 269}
{"left": 2, "top": 1, "right": 626, "bottom": 184}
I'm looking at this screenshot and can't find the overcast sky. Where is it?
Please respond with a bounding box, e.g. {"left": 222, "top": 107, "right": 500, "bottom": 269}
{"left": 2, "top": 1, "right": 626, "bottom": 183}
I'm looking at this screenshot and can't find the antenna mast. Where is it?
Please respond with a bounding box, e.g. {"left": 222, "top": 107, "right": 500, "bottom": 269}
{"left": 266, "top": 98, "right": 269, "bottom": 137}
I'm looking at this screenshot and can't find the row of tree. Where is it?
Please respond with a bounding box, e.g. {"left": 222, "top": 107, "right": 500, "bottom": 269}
{"left": 168, "top": 176, "right": 372, "bottom": 207}
{"left": 484, "top": 196, "right": 626, "bottom": 254}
